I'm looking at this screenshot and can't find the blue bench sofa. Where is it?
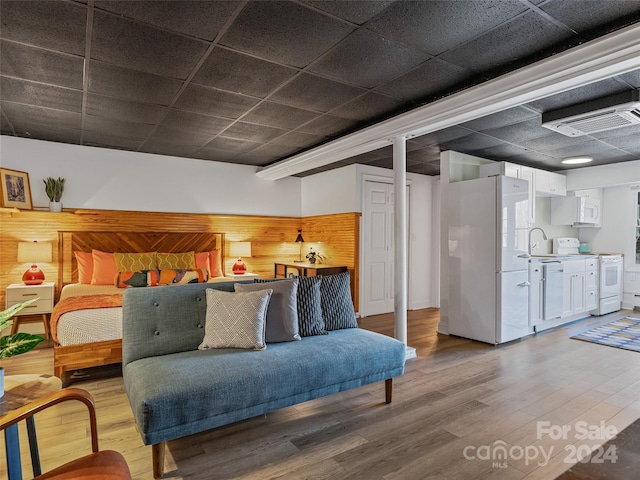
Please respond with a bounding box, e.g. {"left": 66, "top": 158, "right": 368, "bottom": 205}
{"left": 122, "top": 280, "right": 406, "bottom": 478}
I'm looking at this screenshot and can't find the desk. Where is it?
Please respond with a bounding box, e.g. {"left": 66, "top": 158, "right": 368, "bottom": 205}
{"left": 1, "top": 374, "right": 62, "bottom": 480}
{"left": 274, "top": 262, "right": 348, "bottom": 278}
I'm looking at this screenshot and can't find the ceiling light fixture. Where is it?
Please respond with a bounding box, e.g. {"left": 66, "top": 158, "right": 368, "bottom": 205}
{"left": 561, "top": 157, "right": 593, "bottom": 165}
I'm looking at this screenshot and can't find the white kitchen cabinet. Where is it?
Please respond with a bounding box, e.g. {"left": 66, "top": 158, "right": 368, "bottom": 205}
{"left": 529, "top": 263, "right": 544, "bottom": 326}
{"left": 585, "top": 258, "right": 598, "bottom": 312}
{"left": 561, "top": 260, "right": 586, "bottom": 317}
{"left": 536, "top": 169, "right": 567, "bottom": 197}
{"left": 479, "top": 162, "right": 535, "bottom": 225}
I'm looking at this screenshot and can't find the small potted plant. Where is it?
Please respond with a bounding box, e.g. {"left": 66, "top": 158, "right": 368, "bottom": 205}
{"left": 0, "top": 298, "right": 45, "bottom": 398}
{"left": 305, "top": 248, "right": 324, "bottom": 264}
{"left": 43, "top": 176, "right": 65, "bottom": 212}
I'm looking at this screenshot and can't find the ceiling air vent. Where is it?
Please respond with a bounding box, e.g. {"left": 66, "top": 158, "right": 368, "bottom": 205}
{"left": 541, "top": 89, "right": 640, "bottom": 137}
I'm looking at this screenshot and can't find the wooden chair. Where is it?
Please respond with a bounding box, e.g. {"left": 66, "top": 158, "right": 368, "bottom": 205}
{"left": 1, "top": 387, "right": 132, "bottom": 480}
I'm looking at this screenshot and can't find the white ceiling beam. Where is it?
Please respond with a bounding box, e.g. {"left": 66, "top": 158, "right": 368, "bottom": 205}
{"left": 256, "top": 22, "right": 640, "bottom": 180}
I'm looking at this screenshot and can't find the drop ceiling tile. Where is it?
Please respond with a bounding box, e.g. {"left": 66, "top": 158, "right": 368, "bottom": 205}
{"left": 83, "top": 131, "right": 145, "bottom": 150}
{"left": 518, "top": 133, "right": 593, "bottom": 152}
{"left": 346, "top": 151, "right": 388, "bottom": 164}
{"left": 375, "top": 58, "right": 473, "bottom": 101}
{"left": 329, "top": 92, "right": 406, "bottom": 121}
{"left": 269, "top": 73, "right": 366, "bottom": 113}
{"left": 139, "top": 140, "right": 200, "bottom": 158}
{"left": 363, "top": 157, "right": 393, "bottom": 169}
{"left": 269, "top": 131, "right": 327, "bottom": 148}
{"left": 293, "top": 160, "right": 352, "bottom": 177}
{"left": 591, "top": 150, "right": 640, "bottom": 162}
{"left": 242, "top": 143, "right": 300, "bottom": 159}
{"left": 91, "top": 11, "right": 209, "bottom": 79}
{"left": 88, "top": 61, "right": 183, "bottom": 106}
{"left": 469, "top": 143, "right": 530, "bottom": 161}
{"left": 0, "top": 0, "right": 86, "bottom": 55}
{"left": 161, "top": 110, "right": 234, "bottom": 136}
{"left": 202, "top": 136, "right": 263, "bottom": 153}
{"left": 544, "top": 140, "right": 616, "bottom": 159}
{"left": 590, "top": 123, "right": 640, "bottom": 141}
{"left": 192, "top": 48, "right": 298, "bottom": 98}
{"left": 174, "top": 84, "right": 260, "bottom": 118}
{"left": 601, "top": 135, "right": 640, "bottom": 153}
{"left": 222, "top": 121, "right": 289, "bottom": 143}
{"left": 192, "top": 147, "right": 242, "bottom": 162}
{"left": 540, "top": 0, "right": 640, "bottom": 34}
{"left": 11, "top": 122, "right": 82, "bottom": 144}
{"left": 366, "top": 0, "right": 528, "bottom": 55}
{"left": 410, "top": 126, "right": 473, "bottom": 146}
{"left": 0, "top": 41, "right": 84, "bottom": 90}
{"left": 439, "top": 132, "right": 505, "bottom": 152}
{"left": 86, "top": 94, "right": 167, "bottom": 124}
{"left": 302, "top": 1, "right": 394, "bottom": 25}
{"left": 232, "top": 150, "right": 281, "bottom": 165}
{"left": 481, "top": 118, "right": 549, "bottom": 143}
{"left": 0, "top": 77, "right": 82, "bottom": 112}
{"left": 503, "top": 150, "right": 559, "bottom": 166}
{"left": 95, "top": 1, "right": 241, "bottom": 41}
{"left": 618, "top": 69, "right": 640, "bottom": 88}
{"left": 145, "top": 125, "right": 213, "bottom": 147}
{"left": 406, "top": 146, "right": 441, "bottom": 164}
{"left": 459, "top": 106, "right": 540, "bottom": 132}
{"left": 83, "top": 115, "right": 156, "bottom": 139}
{"left": 525, "top": 79, "right": 631, "bottom": 112}
{"left": 220, "top": 1, "right": 354, "bottom": 68}
{"left": 1, "top": 101, "right": 82, "bottom": 130}
{"left": 308, "top": 29, "right": 431, "bottom": 88}
{"left": 295, "top": 114, "right": 360, "bottom": 136}
{"left": 439, "top": 12, "right": 573, "bottom": 74}
{"left": 242, "top": 102, "right": 319, "bottom": 129}
{"left": 407, "top": 163, "right": 440, "bottom": 176}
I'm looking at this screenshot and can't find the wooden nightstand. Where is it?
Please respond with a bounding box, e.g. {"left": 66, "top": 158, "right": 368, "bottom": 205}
{"left": 224, "top": 272, "right": 259, "bottom": 281}
{"left": 5, "top": 282, "right": 54, "bottom": 339}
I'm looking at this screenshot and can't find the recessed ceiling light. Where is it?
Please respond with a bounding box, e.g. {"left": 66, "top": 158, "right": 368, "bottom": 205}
{"left": 561, "top": 156, "right": 593, "bottom": 165}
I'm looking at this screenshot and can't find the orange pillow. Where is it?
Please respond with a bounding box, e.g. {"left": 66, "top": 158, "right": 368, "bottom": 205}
{"left": 209, "top": 249, "right": 224, "bottom": 278}
{"left": 74, "top": 251, "right": 94, "bottom": 284}
{"left": 91, "top": 250, "right": 118, "bottom": 285}
{"left": 195, "top": 252, "right": 209, "bottom": 272}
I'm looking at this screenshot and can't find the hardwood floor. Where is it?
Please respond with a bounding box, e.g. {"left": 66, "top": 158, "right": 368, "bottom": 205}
{"left": 2, "top": 308, "right": 640, "bottom": 479}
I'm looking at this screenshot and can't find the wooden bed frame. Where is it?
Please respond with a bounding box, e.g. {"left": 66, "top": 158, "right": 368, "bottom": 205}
{"left": 54, "top": 231, "right": 224, "bottom": 379}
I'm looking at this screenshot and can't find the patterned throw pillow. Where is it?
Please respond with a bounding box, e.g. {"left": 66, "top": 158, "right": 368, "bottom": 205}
{"left": 199, "top": 288, "right": 272, "bottom": 350}
{"left": 320, "top": 272, "right": 358, "bottom": 330}
{"left": 235, "top": 277, "right": 301, "bottom": 343}
{"left": 116, "top": 269, "right": 208, "bottom": 288}
{"left": 156, "top": 252, "right": 196, "bottom": 270}
{"left": 114, "top": 252, "right": 157, "bottom": 272}
{"left": 258, "top": 276, "right": 326, "bottom": 336}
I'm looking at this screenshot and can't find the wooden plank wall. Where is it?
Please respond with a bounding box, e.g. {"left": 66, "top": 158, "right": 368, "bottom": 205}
{"left": 0, "top": 208, "right": 361, "bottom": 310}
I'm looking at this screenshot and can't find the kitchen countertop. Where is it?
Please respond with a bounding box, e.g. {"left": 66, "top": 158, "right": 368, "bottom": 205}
{"left": 529, "top": 254, "right": 599, "bottom": 262}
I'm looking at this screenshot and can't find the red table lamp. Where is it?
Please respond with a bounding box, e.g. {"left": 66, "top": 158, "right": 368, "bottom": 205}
{"left": 230, "top": 242, "right": 251, "bottom": 274}
{"left": 18, "top": 241, "right": 52, "bottom": 285}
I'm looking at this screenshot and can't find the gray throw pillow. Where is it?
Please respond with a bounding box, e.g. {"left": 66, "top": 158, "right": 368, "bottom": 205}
{"left": 199, "top": 288, "right": 272, "bottom": 351}
{"left": 256, "top": 276, "right": 327, "bottom": 336}
{"left": 235, "top": 278, "right": 301, "bottom": 343}
{"left": 320, "top": 271, "right": 358, "bottom": 330}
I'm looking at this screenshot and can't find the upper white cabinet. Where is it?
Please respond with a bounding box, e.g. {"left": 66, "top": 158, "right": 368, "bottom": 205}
{"left": 479, "top": 162, "right": 536, "bottom": 225}
{"left": 536, "top": 169, "right": 567, "bottom": 197}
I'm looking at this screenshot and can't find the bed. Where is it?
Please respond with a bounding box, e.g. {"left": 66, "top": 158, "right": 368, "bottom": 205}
{"left": 53, "top": 231, "right": 226, "bottom": 380}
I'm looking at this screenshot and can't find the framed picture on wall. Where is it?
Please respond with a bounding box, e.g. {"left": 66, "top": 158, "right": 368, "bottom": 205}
{"left": 0, "top": 168, "right": 33, "bottom": 209}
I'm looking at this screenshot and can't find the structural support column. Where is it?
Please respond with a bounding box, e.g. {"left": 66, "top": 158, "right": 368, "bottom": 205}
{"left": 393, "top": 135, "right": 408, "bottom": 346}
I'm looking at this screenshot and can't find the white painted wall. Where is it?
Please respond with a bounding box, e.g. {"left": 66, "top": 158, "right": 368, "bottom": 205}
{"left": 564, "top": 159, "right": 640, "bottom": 190}
{"left": 301, "top": 163, "right": 437, "bottom": 311}
{"left": 0, "top": 136, "right": 302, "bottom": 216}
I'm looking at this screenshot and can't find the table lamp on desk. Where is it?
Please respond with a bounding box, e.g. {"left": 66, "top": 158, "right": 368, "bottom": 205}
{"left": 230, "top": 242, "right": 251, "bottom": 274}
{"left": 294, "top": 230, "right": 305, "bottom": 263}
{"left": 17, "top": 241, "right": 52, "bottom": 285}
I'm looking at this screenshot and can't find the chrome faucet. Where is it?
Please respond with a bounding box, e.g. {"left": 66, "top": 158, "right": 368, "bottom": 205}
{"left": 529, "top": 227, "right": 548, "bottom": 255}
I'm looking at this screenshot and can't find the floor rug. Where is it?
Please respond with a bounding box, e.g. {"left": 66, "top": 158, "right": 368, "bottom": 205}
{"left": 571, "top": 317, "right": 640, "bottom": 352}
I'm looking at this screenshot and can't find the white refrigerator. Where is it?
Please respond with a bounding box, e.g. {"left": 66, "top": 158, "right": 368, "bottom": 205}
{"left": 448, "top": 175, "right": 532, "bottom": 344}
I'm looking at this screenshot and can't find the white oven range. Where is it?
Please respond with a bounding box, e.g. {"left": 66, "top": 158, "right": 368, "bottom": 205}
{"left": 593, "top": 254, "right": 623, "bottom": 316}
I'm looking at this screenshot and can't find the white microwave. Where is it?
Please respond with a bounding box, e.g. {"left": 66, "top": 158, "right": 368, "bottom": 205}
{"left": 550, "top": 196, "right": 601, "bottom": 227}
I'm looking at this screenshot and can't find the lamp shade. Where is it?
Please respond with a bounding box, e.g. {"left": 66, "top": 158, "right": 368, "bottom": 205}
{"left": 295, "top": 230, "right": 305, "bottom": 243}
{"left": 18, "top": 241, "right": 52, "bottom": 263}
{"left": 229, "top": 242, "right": 251, "bottom": 258}
{"left": 18, "top": 241, "right": 52, "bottom": 285}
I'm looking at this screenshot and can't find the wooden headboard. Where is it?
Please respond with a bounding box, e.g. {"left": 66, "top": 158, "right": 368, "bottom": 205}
{"left": 57, "top": 231, "right": 225, "bottom": 289}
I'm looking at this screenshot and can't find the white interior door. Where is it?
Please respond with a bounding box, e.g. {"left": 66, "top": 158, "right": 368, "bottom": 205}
{"left": 362, "top": 180, "right": 409, "bottom": 317}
